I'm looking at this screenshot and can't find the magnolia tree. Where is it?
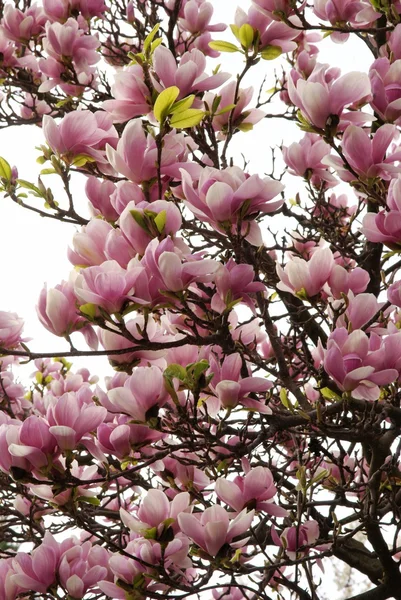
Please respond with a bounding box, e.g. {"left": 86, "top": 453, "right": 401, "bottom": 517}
{"left": 1, "top": 0, "right": 401, "bottom": 599}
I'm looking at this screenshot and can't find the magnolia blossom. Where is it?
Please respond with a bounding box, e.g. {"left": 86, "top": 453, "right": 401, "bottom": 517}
{"left": 216, "top": 466, "right": 287, "bottom": 516}
{"left": 288, "top": 67, "right": 371, "bottom": 131}
{"left": 362, "top": 177, "right": 401, "bottom": 247}
{"left": 178, "top": 505, "right": 254, "bottom": 557}
{"left": 152, "top": 46, "right": 230, "bottom": 99}
{"left": 43, "top": 111, "right": 118, "bottom": 164}
{"left": 235, "top": 6, "right": 298, "bottom": 52}
{"left": 323, "top": 328, "right": 399, "bottom": 400}
{"left": 370, "top": 58, "right": 401, "bottom": 124}
{"left": 0, "top": 311, "right": 24, "bottom": 348}
{"left": 102, "top": 64, "right": 151, "bottom": 123}
{"left": 313, "top": 0, "right": 379, "bottom": 42}
{"left": 178, "top": 0, "right": 226, "bottom": 34}
{"left": 277, "top": 247, "right": 334, "bottom": 298}
{"left": 181, "top": 165, "right": 283, "bottom": 244}
{"left": 204, "top": 82, "right": 265, "bottom": 134}
{"left": 120, "top": 489, "right": 190, "bottom": 535}
{"left": 74, "top": 260, "right": 145, "bottom": 314}
{"left": 272, "top": 520, "right": 320, "bottom": 559}
{"left": 47, "top": 391, "right": 107, "bottom": 451}
{"left": 106, "top": 118, "right": 197, "bottom": 184}
{"left": 106, "top": 366, "right": 169, "bottom": 420}
{"left": 282, "top": 133, "right": 337, "bottom": 188}
{"left": 325, "top": 124, "right": 401, "bottom": 182}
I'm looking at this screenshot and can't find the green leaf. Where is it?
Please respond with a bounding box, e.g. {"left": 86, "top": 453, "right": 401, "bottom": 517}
{"left": 216, "top": 103, "right": 236, "bottom": 115}
{"left": 164, "top": 363, "right": 187, "bottom": 382}
{"left": 208, "top": 40, "right": 240, "bottom": 53}
{"left": 40, "top": 168, "right": 56, "bottom": 175}
{"left": 0, "top": 157, "right": 11, "bottom": 180}
{"left": 154, "top": 209, "right": 167, "bottom": 234}
{"left": 239, "top": 24, "right": 254, "bottom": 49}
{"left": 171, "top": 95, "right": 195, "bottom": 115}
{"left": 143, "top": 23, "right": 160, "bottom": 54}
{"left": 237, "top": 122, "right": 254, "bottom": 132}
{"left": 70, "top": 154, "right": 95, "bottom": 168}
{"left": 76, "top": 496, "right": 100, "bottom": 505}
{"left": 230, "top": 24, "right": 240, "bottom": 41}
{"left": 320, "top": 387, "right": 341, "bottom": 401}
{"left": 79, "top": 303, "right": 97, "bottom": 319}
{"left": 151, "top": 38, "right": 163, "bottom": 52}
{"left": 154, "top": 86, "right": 180, "bottom": 123}
{"left": 170, "top": 108, "right": 204, "bottom": 129}
{"left": 261, "top": 45, "right": 282, "bottom": 60}
{"left": 17, "top": 180, "right": 41, "bottom": 194}
{"left": 130, "top": 209, "right": 150, "bottom": 233}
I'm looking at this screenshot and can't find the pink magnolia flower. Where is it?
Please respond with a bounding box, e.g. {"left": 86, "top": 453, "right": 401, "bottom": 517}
{"left": 152, "top": 46, "right": 230, "bottom": 99}
{"left": 11, "top": 537, "right": 60, "bottom": 593}
{"left": 102, "top": 64, "right": 151, "bottom": 123}
{"left": 282, "top": 133, "right": 338, "bottom": 188}
{"left": 58, "top": 542, "right": 109, "bottom": 598}
{"left": 288, "top": 67, "right": 371, "bottom": 131}
{"left": 216, "top": 466, "right": 287, "bottom": 516}
{"left": 68, "top": 219, "right": 112, "bottom": 267}
{"left": 97, "top": 420, "right": 163, "bottom": 459}
{"left": 20, "top": 93, "right": 52, "bottom": 120}
{"left": 106, "top": 366, "right": 169, "bottom": 420}
{"left": 37, "top": 277, "right": 82, "bottom": 337}
{"left": 327, "top": 265, "right": 369, "bottom": 299}
{"left": 0, "top": 311, "right": 24, "bottom": 348}
{"left": 178, "top": 505, "right": 254, "bottom": 557}
{"left": 369, "top": 58, "right": 401, "bottom": 125}
{"left": 204, "top": 82, "right": 265, "bottom": 134}
{"left": 327, "top": 124, "right": 401, "bottom": 184}
{"left": 251, "top": 0, "right": 296, "bottom": 20}
{"left": 2, "top": 416, "right": 57, "bottom": 473}
{"left": 142, "top": 237, "right": 219, "bottom": 294}
{"left": 314, "top": 0, "right": 379, "bottom": 42}
{"left": 272, "top": 520, "right": 320, "bottom": 559}
{"left": 98, "top": 314, "right": 167, "bottom": 368}
{"left": 43, "top": 111, "right": 118, "bottom": 165}
{"left": 46, "top": 391, "right": 107, "bottom": 451}
{"left": 382, "top": 23, "right": 401, "bottom": 60}
{"left": 119, "top": 199, "right": 182, "bottom": 256}
{"left": 235, "top": 6, "right": 298, "bottom": 53}
{"left": 362, "top": 177, "right": 401, "bottom": 247}
{"left": 106, "top": 119, "right": 196, "bottom": 184}
{"left": 178, "top": 0, "right": 226, "bottom": 34}
{"left": 207, "top": 352, "right": 272, "bottom": 413}
{"left": 74, "top": 260, "right": 145, "bottom": 314}
{"left": 277, "top": 247, "right": 334, "bottom": 299}
{"left": 181, "top": 165, "right": 283, "bottom": 240}
{"left": 323, "top": 328, "right": 399, "bottom": 400}
{"left": 120, "top": 489, "right": 190, "bottom": 535}
{"left": 388, "top": 280, "right": 401, "bottom": 307}
{"left": 211, "top": 259, "right": 266, "bottom": 314}
{"left": 333, "top": 292, "right": 383, "bottom": 330}
{"left": 43, "top": 0, "right": 107, "bottom": 22}
{"left": 85, "top": 177, "right": 119, "bottom": 221}
{"left": 110, "top": 180, "right": 146, "bottom": 214}
{"left": 1, "top": 3, "right": 46, "bottom": 43}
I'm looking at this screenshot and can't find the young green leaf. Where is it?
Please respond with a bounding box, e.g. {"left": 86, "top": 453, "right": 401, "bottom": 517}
{"left": 261, "top": 45, "right": 282, "bottom": 60}
{"left": 170, "top": 108, "right": 204, "bottom": 129}
{"left": 208, "top": 40, "right": 240, "bottom": 53}
{"left": 0, "top": 157, "right": 12, "bottom": 180}
{"left": 239, "top": 24, "right": 254, "bottom": 49}
{"left": 154, "top": 86, "right": 180, "bottom": 123}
